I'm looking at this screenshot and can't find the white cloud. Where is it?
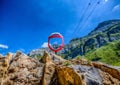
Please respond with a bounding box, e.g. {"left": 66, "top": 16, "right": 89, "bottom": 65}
{"left": 0, "top": 44, "right": 8, "bottom": 49}
{"left": 41, "top": 42, "right": 48, "bottom": 48}
{"left": 112, "top": 5, "right": 120, "bottom": 12}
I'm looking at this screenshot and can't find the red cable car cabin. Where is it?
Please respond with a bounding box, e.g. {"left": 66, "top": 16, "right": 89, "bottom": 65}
{"left": 48, "top": 32, "right": 64, "bottom": 53}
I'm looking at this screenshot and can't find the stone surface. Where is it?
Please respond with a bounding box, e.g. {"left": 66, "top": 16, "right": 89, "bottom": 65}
{"left": 0, "top": 51, "right": 120, "bottom": 85}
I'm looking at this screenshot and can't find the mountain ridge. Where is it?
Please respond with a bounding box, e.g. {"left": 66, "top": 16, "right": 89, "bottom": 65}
{"left": 61, "top": 19, "right": 120, "bottom": 59}
{"left": 28, "top": 19, "right": 120, "bottom": 63}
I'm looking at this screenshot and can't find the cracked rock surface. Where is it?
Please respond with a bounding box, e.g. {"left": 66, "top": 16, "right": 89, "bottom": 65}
{"left": 0, "top": 51, "right": 120, "bottom": 85}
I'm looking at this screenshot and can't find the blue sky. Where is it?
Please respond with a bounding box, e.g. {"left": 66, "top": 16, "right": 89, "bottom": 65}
{"left": 0, "top": 0, "right": 120, "bottom": 54}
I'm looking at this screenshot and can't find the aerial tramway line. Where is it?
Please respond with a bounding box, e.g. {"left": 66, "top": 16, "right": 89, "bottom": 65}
{"left": 47, "top": 0, "right": 101, "bottom": 54}
{"left": 72, "top": 0, "right": 100, "bottom": 38}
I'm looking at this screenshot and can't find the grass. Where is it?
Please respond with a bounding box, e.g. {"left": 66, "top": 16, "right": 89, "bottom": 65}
{"left": 64, "top": 61, "right": 71, "bottom": 66}
{"left": 85, "top": 40, "right": 120, "bottom": 66}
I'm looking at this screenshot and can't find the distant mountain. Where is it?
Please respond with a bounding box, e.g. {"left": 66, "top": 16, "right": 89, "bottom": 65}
{"left": 60, "top": 19, "right": 120, "bottom": 59}
{"left": 29, "top": 19, "right": 120, "bottom": 60}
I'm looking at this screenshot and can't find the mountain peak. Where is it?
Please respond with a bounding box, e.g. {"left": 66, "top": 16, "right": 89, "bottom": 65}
{"left": 94, "top": 19, "right": 120, "bottom": 31}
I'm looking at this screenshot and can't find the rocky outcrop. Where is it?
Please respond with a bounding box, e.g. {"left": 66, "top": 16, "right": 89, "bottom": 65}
{"left": 0, "top": 53, "right": 13, "bottom": 85}
{"left": 92, "top": 62, "right": 120, "bottom": 80}
{"left": 51, "top": 66, "right": 85, "bottom": 85}
{"left": 1, "top": 51, "right": 44, "bottom": 85}
{"left": 0, "top": 51, "right": 120, "bottom": 85}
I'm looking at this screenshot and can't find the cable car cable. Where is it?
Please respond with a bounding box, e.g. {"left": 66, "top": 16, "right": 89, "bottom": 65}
{"left": 73, "top": 0, "right": 100, "bottom": 37}
{"left": 71, "top": 1, "right": 92, "bottom": 38}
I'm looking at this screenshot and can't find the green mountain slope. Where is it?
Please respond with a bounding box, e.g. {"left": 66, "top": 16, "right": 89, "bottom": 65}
{"left": 60, "top": 19, "right": 120, "bottom": 59}
{"left": 29, "top": 19, "right": 120, "bottom": 66}
{"left": 85, "top": 40, "right": 120, "bottom": 66}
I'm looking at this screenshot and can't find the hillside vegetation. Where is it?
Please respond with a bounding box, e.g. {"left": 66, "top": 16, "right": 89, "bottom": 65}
{"left": 29, "top": 19, "right": 120, "bottom": 66}
{"left": 85, "top": 40, "right": 120, "bottom": 66}
{"left": 61, "top": 19, "right": 120, "bottom": 59}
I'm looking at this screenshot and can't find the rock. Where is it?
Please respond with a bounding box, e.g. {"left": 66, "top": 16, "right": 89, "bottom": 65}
{"left": 50, "top": 66, "right": 85, "bottom": 85}
{"left": 92, "top": 62, "right": 120, "bottom": 80}
{"left": 0, "top": 53, "right": 13, "bottom": 85}
{"left": 1, "top": 52, "right": 44, "bottom": 85}
{"left": 49, "top": 52, "right": 65, "bottom": 62}
{"left": 0, "top": 51, "right": 120, "bottom": 85}
{"left": 99, "top": 70, "right": 120, "bottom": 85}
{"left": 40, "top": 51, "right": 55, "bottom": 85}
{"left": 41, "top": 51, "right": 52, "bottom": 63}
{"left": 70, "top": 65, "right": 102, "bottom": 85}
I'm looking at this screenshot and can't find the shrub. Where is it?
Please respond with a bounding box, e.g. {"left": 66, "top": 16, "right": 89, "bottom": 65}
{"left": 64, "top": 61, "right": 71, "bottom": 66}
